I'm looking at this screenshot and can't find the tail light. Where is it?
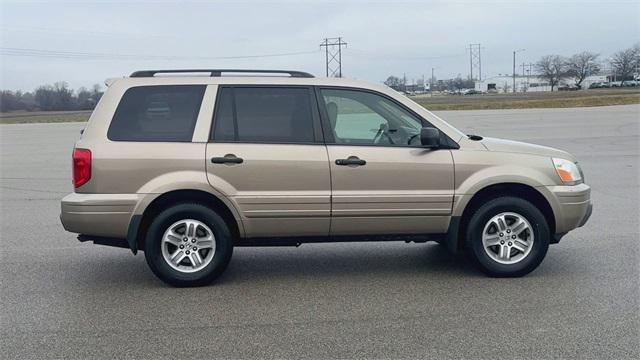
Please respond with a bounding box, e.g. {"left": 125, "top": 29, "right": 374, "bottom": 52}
{"left": 72, "top": 148, "right": 92, "bottom": 188}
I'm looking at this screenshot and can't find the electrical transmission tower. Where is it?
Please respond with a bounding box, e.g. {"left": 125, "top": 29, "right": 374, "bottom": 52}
{"left": 467, "top": 43, "right": 482, "bottom": 81}
{"left": 521, "top": 62, "right": 534, "bottom": 77}
{"left": 320, "top": 37, "right": 347, "bottom": 77}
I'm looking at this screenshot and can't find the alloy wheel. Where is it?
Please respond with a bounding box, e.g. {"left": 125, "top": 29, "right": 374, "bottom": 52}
{"left": 481, "top": 212, "right": 534, "bottom": 265}
{"left": 161, "top": 219, "right": 216, "bottom": 273}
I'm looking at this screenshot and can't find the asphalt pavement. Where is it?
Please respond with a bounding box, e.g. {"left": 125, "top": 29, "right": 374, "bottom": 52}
{"left": 1, "top": 105, "right": 638, "bottom": 359}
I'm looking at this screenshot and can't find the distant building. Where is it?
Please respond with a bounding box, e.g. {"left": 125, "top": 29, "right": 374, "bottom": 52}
{"left": 475, "top": 75, "right": 608, "bottom": 92}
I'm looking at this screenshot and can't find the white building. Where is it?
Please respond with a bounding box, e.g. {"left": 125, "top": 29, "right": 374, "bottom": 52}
{"left": 475, "top": 75, "right": 607, "bottom": 93}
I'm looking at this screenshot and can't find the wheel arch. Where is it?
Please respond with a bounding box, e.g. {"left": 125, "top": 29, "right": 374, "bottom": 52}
{"left": 131, "top": 189, "right": 242, "bottom": 253}
{"left": 449, "top": 182, "right": 556, "bottom": 254}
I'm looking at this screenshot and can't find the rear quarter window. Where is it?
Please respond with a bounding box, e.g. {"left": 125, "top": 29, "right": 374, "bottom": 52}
{"left": 108, "top": 85, "right": 205, "bottom": 142}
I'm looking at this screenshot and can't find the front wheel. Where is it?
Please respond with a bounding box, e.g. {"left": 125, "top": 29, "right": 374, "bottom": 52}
{"left": 144, "top": 203, "right": 233, "bottom": 287}
{"left": 465, "top": 197, "right": 550, "bottom": 277}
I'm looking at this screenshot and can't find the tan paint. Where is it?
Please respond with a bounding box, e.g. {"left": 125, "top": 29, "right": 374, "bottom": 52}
{"left": 327, "top": 145, "right": 454, "bottom": 234}
{"left": 206, "top": 143, "right": 331, "bottom": 237}
{"left": 61, "top": 73, "right": 591, "bottom": 243}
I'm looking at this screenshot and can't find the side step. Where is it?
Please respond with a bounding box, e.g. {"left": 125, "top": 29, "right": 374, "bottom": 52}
{"left": 235, "top": 233, "right": 446, "bottom": 247}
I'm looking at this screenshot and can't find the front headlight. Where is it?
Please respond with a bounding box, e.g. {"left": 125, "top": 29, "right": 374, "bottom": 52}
{"left": 552, "top": 158, "right": 582, "bottom": 184}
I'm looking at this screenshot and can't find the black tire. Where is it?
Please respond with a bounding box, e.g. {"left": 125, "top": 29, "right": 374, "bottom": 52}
{"left": 144, "top": 203, "right": 233, "bottom": 287}
{"left": 465, "top": 196, "right": 549, "bottom": 277}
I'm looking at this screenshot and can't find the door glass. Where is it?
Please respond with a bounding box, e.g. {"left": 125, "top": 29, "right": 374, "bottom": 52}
{"left": 212, "top": 87, "right": 315, "bottom": 143}
{"left": 320, "top": 89, "right": 423, "bottom": 146}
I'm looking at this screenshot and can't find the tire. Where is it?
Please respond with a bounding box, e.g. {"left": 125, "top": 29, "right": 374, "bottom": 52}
{"left": 465, "top": 196, "right": 549, "bottom": 277}
{"left": 144, "top": 203, "right": 233, "bottom": 287}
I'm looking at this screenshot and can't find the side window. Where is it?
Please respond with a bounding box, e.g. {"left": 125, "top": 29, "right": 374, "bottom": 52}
{"left": 212, "top": 87, "right": 315, "bottom": 143}
{"left": 320, "top": 89, "right": 424, "bottom": 146}
{"left": 108, "top": 85, "right": 205, "bottom": 142}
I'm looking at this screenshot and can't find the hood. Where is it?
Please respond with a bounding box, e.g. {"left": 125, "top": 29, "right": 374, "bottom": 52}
{"left": 479, "top": 137, "right": 575, "bottom": 161}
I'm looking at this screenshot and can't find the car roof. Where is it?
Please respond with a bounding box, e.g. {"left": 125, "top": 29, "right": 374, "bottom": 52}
{"left": 108, "top": 74, "right": 390, "bottom": 93}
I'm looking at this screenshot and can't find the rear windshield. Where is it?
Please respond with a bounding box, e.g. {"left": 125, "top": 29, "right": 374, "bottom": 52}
{"left": 108, "top": 85, "right": 205, "bottom": 142}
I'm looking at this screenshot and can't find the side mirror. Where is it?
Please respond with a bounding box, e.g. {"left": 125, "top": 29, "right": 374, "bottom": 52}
{"left": 420, "top": 127, "right": 441, "bottom": 148}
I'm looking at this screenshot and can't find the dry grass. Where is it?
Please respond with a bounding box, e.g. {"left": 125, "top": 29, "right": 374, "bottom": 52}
{"left": 413, "top": 88, "right": 640, "bottom": 111}
{"left": 1, "top": 89, "right": 639, "bottom": 124}
{"left": 0, "top": 110, "right": 91, "bottom": 124}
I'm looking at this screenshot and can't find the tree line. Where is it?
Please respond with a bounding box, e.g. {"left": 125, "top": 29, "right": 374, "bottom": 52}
{"left": 536, "top": 44, "right": 639, "bottom": 91}
{"left": 384, "top": 75, "right": 475, "bottom": 93}
{"left": 384, "top": 44, "right": 639, "bottom": 92}
{"left": 0, "top": 82, "right": 103, "bottom": 112}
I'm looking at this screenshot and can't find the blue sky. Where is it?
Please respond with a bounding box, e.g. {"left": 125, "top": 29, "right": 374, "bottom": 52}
{"left": 1, "top": 0, "right": 639, "bottom": 91}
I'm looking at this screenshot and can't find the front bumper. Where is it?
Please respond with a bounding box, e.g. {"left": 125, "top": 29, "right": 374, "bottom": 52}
{"left": 545, "top": 183, "right": 592, "bottom": 234}
{"left": 60, "top": 193, "right": 141, "bottom": 239}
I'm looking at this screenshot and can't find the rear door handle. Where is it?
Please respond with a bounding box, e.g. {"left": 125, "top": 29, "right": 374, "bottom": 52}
{"left": 335, "top": 156, "right": 366, "bottom": 166}
{"left": 211, "top": 154, "right": 244, "bottom": 164}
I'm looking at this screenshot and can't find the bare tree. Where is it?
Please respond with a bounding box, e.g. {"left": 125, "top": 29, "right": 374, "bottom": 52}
{"left": 565, "top": 51, "right": 600, "bottom": 87}
{"left": 610, "top": 44, "right": 640, "bottom": 85}
{"left": 384, "top": 76, "right": 403, "bottom": 90}
{"left": 535, "top": 55, "right": 567, "bottom": 91}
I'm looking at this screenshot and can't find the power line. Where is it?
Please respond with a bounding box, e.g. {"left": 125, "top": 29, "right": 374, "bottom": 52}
{"left": 0, "top": 26, "right": 168, "bottom": 39}
{"left": 348, "top": 48, "right": 465, "bottom": 61}
{"left": 320, "top": 37, "right": 347, "bottom": 77}
{"left": 0, "top": 47, "right": 320, "bottom": 60}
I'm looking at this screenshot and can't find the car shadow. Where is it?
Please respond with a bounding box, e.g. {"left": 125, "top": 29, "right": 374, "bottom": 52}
{"left": 61, "top": 243, "right": 482, "bottom": 289}
{"left": 216, "top": 243, "right": 480, "bottom": 285}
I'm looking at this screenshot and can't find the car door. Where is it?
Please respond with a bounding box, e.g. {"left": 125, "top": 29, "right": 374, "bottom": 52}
{"left": 317, "top": 87, "right": 455, "bottom": 236}
{"left": 206, "top": 86, "right": 331, "bottom": 238}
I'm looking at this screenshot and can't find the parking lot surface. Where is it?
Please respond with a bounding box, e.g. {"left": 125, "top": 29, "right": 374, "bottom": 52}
{"left": 1, "top": 105, "right": 638, "bottom": 359}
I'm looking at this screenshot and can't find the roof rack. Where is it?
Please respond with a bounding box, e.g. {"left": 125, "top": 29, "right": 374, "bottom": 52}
{"left": 130, "top": 69, "right": 314, "bottom": 78}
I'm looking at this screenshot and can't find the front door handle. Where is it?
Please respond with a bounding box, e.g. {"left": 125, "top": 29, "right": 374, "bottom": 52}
{"left": 335, "top": 156, "right": 366, "bottom": 166}
{"left": 211, "top": 154, "right": 244, "bottom": 164}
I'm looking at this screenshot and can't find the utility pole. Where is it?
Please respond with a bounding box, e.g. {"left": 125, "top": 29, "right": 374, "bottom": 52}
{"left": 431, "top": 67, "right": 435, "bottom": 97}
{"left": 513, "top": 49, "right": 525, "bottom": 93}
{"left": 469, "top": 46, "right": 473, "bottom": 80}
{"left": 513, "top": 51, "right": 516, "bottom": 93}
{"left": 467, "top": 43, "right": 482, "bottom": 81}
{"left": 320, "top": 37, "right": 347, "bottom": 77}
{"left": 403, "top": 73, "right": 407, "bottom": 92}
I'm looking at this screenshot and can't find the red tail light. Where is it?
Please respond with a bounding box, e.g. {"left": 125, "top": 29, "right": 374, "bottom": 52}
{"left": 72, "top": 148, "right": 92, "bottom": 188}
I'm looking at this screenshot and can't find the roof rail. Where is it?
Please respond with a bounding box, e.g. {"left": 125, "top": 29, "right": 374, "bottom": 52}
{"left": 130, "top": 69, "right": 314, "bottom": 78}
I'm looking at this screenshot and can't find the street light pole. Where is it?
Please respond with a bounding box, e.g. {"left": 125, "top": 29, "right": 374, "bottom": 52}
{"left": 513, "top": 49, "right": 525, "bottom": 93}
{"left": 513, "top": 51, "right": 516, "bottom": 93}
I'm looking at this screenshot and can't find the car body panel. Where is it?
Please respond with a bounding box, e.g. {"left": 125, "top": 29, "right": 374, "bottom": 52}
{"left": 205, "top": 143, "right": 331, "bottom": 237}
{"left": 60, "top": 73, "right": 592, "bottom": 253}
{"left": 326, "top": 145, "right": 454, "bottom": 234}
{"left": 61, "top": 193, "right": 141, "bottom": 238}
{"left": 479, "top": 137, "right": 575, "bottom": 161}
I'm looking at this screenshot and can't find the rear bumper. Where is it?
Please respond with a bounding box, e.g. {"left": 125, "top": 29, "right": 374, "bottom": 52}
{"left": 60, "top": 193, "right": 141, "bottom": 239}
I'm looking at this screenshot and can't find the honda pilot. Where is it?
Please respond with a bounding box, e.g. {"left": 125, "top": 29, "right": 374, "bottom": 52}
{"left": 60, "top": 69, "right": 592, "bottom": 286}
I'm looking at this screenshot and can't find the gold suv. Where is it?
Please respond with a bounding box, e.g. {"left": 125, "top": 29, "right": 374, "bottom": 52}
{"left": 60, "top": 69, "right": 592, "bottom": 286}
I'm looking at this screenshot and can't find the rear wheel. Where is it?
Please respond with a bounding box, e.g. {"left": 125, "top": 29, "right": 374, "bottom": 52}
{"left": 465, "top": 196, "right": 549, "bottom": 277}
{"left": 144, "top": 203, "right": 233, "bottom": 287}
